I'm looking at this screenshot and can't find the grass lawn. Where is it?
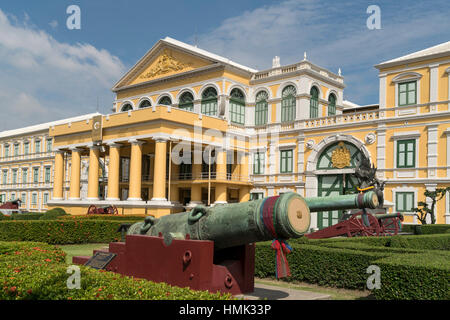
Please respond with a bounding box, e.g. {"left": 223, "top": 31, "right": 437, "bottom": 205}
{"left": 58, "top": 243, "right": 109, "bottom": 264}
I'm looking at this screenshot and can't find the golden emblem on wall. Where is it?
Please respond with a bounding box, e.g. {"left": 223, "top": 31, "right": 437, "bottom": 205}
{"left": 140, "top": 49, "right": 192, "bottom": 79}
{"left": 91, "top": 115, "right": 103, "bottom": 142}
{"left": 331, "top": 142, "right": 351, "bottom": 168}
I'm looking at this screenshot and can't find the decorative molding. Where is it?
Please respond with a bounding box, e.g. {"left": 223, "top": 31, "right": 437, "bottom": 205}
{"left": 365, "top": 133, "right": 376, "bottom": 145}
{"left": 139, "top": 49, "right": 193, "bottom": 80}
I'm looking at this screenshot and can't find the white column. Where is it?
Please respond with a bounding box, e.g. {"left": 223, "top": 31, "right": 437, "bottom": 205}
{"left": 379, "top": 73, "right": 387, "bottom": 108}
{"left": 427, "top": 125, "right": 438, "bottom": 177}
{"left": 429, "top": 64, "right": 439, "bottom": 112}
{"left": 376, "top": 125, "right": 386, "bottom": 179}
{"left": 297, "top": 133, "right": 305, "bottom": 174}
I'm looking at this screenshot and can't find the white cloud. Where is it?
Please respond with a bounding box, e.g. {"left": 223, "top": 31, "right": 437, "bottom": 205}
{"left": 194, "top": 0, "right": 450, "bottom": 105}
{"left": 0, "top": 9, "right": 126, "bottom": 130}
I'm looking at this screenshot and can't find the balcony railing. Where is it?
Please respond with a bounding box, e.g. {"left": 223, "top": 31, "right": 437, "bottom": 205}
{"left": 0, "top": 151, "right": 54, "bottom": 162}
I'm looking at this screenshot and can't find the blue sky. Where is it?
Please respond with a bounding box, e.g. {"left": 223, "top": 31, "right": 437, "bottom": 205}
{"left": 0, "top": 0, "right": 449, "bottom": 130}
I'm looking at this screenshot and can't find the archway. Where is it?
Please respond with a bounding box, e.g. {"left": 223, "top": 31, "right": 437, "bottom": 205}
{"left": 305, "top": 134, "right": 370, "bottom": 230}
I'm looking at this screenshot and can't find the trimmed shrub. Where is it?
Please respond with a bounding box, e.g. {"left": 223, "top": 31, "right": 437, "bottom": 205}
{"left": 10, "top": 212, "right": 43, "bottom": 220}
{"left": 0, "top": 241, "right": 233, "bottom": 300}
{"left": 293, "top": 234, "right": 450, "bottom": 250}
{"left": 255, "top": 242, "right": 387, "bottom": 289}
{"left": 0, "top": 220, "right": 139, "bottom": 244}
{"left": 402, "top": 224, "right": 450, "bottom": 235}
{"left": 373, "top": 252, "right": 450, "bottom": 300}
{"left": 59, "top": 215, "right": 146, "bottom": 222}
{"left": 0, "top": 214, "right": 11, "bottom": 220}
{"left": 40, "top": 208, "right": 68, "bottom": 220}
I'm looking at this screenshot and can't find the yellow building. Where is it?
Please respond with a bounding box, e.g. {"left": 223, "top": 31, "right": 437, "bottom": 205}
{"left": 25, "top": 37, "right": 450, "bottom": 228}
{"left": 0, "top": 114, "right": 100, "bottom": 212}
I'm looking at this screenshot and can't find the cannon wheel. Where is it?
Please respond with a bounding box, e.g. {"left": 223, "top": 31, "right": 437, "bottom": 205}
{"left": 379, "top": 217, "right": 400, "bottom": 236}
{"left": 107, "top": 205, "right": 118, "bottom": 215}
{"left": 87, "top": 205, "right": 97, "bottom": 215}
{"left": 346, "top": 212, "right": 380, "bottom": 237}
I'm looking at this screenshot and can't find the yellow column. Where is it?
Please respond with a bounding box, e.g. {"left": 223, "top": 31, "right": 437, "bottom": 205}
{"left": 106, "top": 143, "right": 121, "bottom": 201}
{"left": 87, "top": 145, "right": 100, "bottom": 200}
{"left": 239, "top": 152, "right": 250, "bottom": 202}
{"left": 128, "top": 139, "right": 145, "bottom": 201}
{"left": 69, "top": 148, "right": 81, "bottom": 200}
{"left": 216, "top": 148, "right": 227, "bottom": 181}
{"left": 52, "top": 150, "right": 65, "bottom": 200}
{"left": 215, "top": 184, "right": 227, "bottom": 204}
{"left": 214, "top": 148, "right": 227, "bottom": 204}
{"left": 151, "top": 138, "right": 168, "bottom": 201}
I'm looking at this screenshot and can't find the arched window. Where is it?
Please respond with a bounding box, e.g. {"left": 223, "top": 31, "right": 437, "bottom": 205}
{"left": 255, "top": 91, "right": 268, "bottom": 126}
{"left": 120, "top": 103, "right": 133, "bottom": 112}
{"left": 310, "top": 86, "right": 319, "bottom": 118}
{"left": 158, "top": 96, "right": 172, "bottom": 106}
{"left": 229, "top": 88, "right": 245, "bottom": 125}
{"left": 328, "top": 93, "right": 336, "bottom": 116}
{"left": 201, "top": 87, "right": 218, "bottom": 116}
{"left": 281, "top": 85, "right": 296, "bottom": 122}
{"left": 179, "top": 92, "right": 194, "bottom": 111}
{"left": 139, "top": 99, "right": 151, "bottom": 109}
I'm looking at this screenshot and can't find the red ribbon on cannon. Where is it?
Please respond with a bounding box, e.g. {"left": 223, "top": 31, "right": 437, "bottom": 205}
{"left": 271, "top": 239, "right": 293, "bottom": 278}
{"left": 260, "top": 196, "right": 293, "bottom": 279}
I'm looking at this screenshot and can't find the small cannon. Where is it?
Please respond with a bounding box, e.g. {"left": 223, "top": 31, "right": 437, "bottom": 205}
{"left": 87, "top": 204, "right": 118, "bottom": 215}
{"left": 305, "top": 209, "right": 403, "bottom": 239}
{"left": 73, "top": 191, "right": 379, "bottom": 294}
{"left": 0, "top": 199, "right": 22, "bottom": 216}
{"left": 0, "top": 199, "right": 21, "bottom": 210}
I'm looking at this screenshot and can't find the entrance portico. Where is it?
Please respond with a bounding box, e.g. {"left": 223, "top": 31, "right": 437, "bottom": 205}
{"left": 48, "top": 107, "right": 252, "bottom": 217}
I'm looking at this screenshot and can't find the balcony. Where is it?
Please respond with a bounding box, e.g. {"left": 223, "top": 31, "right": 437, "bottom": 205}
{"left": 0, "top": 151, "right": 54, "bottom": 163}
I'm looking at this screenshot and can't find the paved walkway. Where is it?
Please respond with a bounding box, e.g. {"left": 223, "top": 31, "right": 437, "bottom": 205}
{"left": 236, "top": 282, "right": 331, "bottom": 300}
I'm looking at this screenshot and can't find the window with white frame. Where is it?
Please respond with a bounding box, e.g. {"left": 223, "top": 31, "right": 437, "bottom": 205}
{"left": 43, "top": 193, "right": 49, "bottom": 205}
{"left": 45, "top": 167, "right": 51, "bottom": 183}
{"left": 12, "top": 169, "right": 17, "bottom": 184}
{"left": 398, "top": 81, "right": 417, "bottom": 106}
{"left": 253, "top": 152, "right": 265, "bottom": 174}
{"left": 396, "top": 139, "right": 416, "bottom": 168}
{"left": 33, "top": 167, "right": 39, "bottom": 183}
{"left": 31, "top": 193, "right": 37, "bottom": 205}
{"left": 251, "top": 192, "right": 264, "bottom": 200}
{"left": 22, "top": 168, "right": 28, "bottom": 184}
{"left": 21, "top": 193, "right": 26, "bottom": 205}
{"left": 396, "top": 192, "right": 415, "bottom": 212}
{"left": 2, "top": 170, "right": 7, "bottom": 185}
{"left": 280, "top": 149, "right": 293, "bottom": 173}
{"left": 35, "top": 140, "right": 41, "bottom": 154}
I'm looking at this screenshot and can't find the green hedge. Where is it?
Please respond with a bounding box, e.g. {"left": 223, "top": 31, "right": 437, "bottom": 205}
{"left": 255, "top": 236, "right": 450, "bottom": 299}
{"left": 293, "top": 234, "right": 450, "bottom": 250}
{"left": 255, "top": 242, "right": 387, "bottom": 289}
{"left": 0, "top": 220, "right": 138, "bottom": 244}
{"left": 10, "top": 212, "right": 44, "bottom": 220}
{"left": 40, "top": 208, "right": 67, "bottom": 220}
{"left": 59, "top": 215, "right": 146, "bottom": 222}
{"left": 0, "top": 241, "right": 233, "bottom": 300}
{"left": 402, "top": 224, "right": 450, "bottom": 235}
{"left": 373, "top": 252, "right": 450, "bottom": 300}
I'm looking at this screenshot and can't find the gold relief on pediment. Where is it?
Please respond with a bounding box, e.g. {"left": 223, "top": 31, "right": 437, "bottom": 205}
{"left": 140, "top": 49, "right": 193, "bottom": 80}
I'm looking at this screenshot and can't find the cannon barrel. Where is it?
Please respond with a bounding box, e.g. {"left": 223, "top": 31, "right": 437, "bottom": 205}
{"left": 127, "top": 191, "right": 379, "bottom": 250}
{"left": 373, "top": 212, "right": 404, "bottom": 220}
{"left": 305, "top": 191, "right": 379, "bottom": 212}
